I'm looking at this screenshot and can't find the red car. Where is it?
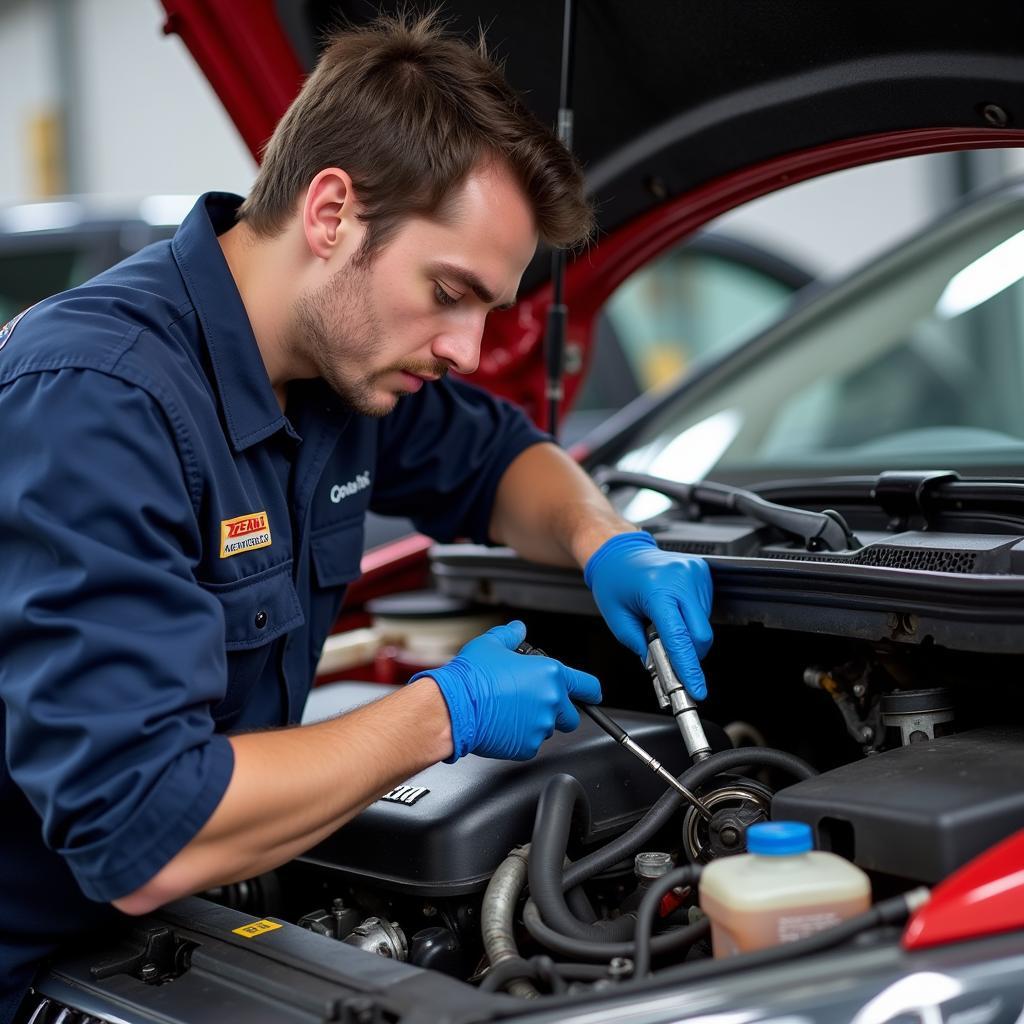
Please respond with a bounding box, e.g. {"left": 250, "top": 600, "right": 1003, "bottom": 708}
{"left": 22, "top": 3, "right": 1024, "bottom": 1022}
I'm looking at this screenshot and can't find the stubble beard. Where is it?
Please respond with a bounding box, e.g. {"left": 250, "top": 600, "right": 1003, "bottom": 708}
{"left": 289, "top": 263, "right": 450, "bottom": 418}
{"left": 290, "top": 264, "right": 396, "bottom": 418}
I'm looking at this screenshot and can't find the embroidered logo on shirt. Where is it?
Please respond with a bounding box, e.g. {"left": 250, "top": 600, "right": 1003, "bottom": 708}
{"left": 220, "top": 510, "right": 272, "bottom": 558}
{"left": 0, "top": 305, "right": 35, "bottom": 352}
{"left": 330, "top": 470, "right": 371, "bottom": 503}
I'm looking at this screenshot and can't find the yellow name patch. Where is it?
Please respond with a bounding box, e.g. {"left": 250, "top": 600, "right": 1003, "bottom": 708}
{"left": 232, "top": 919, "right": 283, "bottom": 939}
{"left": 220, "top": 510, "right": 272, "bottom": 559}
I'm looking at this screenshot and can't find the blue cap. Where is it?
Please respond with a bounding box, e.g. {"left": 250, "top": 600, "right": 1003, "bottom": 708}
{"left": 747, "top": 821, "right": 813, "bottom": 855}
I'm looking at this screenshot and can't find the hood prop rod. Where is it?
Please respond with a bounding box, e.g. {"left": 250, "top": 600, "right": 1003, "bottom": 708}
{"left": 545, "top": 0, "right": 577, "bottom": 437}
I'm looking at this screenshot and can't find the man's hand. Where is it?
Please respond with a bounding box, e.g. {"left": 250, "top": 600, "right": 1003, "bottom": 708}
{"left": 584, "top": 531, "right": 713, "bottom": 700}
{"left": 487, "top": 445, "right": 712, "bottom": 697}
{"left": 414, "top": 621, "right": 602, "bottom": 761}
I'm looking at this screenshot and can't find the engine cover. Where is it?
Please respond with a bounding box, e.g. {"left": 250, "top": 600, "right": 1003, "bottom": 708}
{"left": 772, "top": 726, "right": 1024, "bottom": 883}
{"left": 300, "top": 683, "right": 715, "bottom": 896}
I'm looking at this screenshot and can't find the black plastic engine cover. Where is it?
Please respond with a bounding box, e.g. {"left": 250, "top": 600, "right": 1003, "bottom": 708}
{"left": 300, "top": 683, "right": 716, "bottom": 896}
{"left": 772, "top": 726, "right": 1024, "bottom": 883}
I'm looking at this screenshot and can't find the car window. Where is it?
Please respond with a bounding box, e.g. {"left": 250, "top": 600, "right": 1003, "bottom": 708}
{"left": 573, "top": 242, "right": 802, "bottom": 419}
{"left": 610, "top": 193, "right": 1024, "bottom": 518}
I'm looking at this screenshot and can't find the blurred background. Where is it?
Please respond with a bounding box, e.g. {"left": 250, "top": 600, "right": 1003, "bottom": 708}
{"left": 0, "top": 0, "right": 254, "bottom": 201}
{"left": 4, "top": 0, "right": 1024, "bottom": 416}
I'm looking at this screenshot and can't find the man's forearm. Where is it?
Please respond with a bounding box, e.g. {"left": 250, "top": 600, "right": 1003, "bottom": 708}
{"left": 112, "top": 678, "right": 452, "bottom": 915}
{"left": 489, "top": 442, "right": 637, "bottom": 568}
{"left": 490, "top": 445, "right": 714, "bottom": 702}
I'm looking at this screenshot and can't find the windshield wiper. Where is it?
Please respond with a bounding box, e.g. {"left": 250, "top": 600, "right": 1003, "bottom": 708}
{"left": 755, "top": 470, "right": 1024, "bottom": 533}
{"left": 594, "top": 468, "right": 862, "bottom": 552}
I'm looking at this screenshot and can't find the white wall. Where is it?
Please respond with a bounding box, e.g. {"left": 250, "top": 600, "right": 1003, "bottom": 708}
{"left": 715, "top": 154, "right": 956, "bottom": 280}
{"left": 70, "top": 0, "right": 255, "bottom": 198}
{"left": 0, "top": 0, "right": 255, "bottom": 204}
{"left": 0, "top": 1, "right": 59, "bottom": 200}
{"left": 0, "top": 0, "right": 1019, "bottom": 281}
{"left": 1002, "top": 148, "right": 1024, "bottom": 179}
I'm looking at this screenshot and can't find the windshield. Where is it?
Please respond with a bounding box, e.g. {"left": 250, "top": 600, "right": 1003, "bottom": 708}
{"left": 610, "top": 189, "right": 1024, "bottom": 517}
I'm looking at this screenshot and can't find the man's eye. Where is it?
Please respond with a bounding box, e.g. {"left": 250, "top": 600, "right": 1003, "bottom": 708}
{"left": 434, "top": 283, "right": 458, "bottom": 307}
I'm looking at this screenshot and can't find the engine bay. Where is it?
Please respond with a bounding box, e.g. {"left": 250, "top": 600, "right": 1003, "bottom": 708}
{"left": 171, "top": 604, "right": 1024, "bottom": 999}
{"left": 30, "top": 588, "right": 1024, "bottom": 1022}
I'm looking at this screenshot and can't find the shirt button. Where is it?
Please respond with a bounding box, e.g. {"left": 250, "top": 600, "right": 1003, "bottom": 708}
{"left": 254, "top": 610, "right": 268, "bottom": 629}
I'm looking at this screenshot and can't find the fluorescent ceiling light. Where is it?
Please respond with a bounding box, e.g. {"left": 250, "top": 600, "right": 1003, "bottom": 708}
{"left": 619, "top": 408, "right": 743, "bottom": 522}
{"left": 0, "top": 201, "right": 82, "bottom": 233}
{"left": 139, "top": 194, "right": 197, "bottom": 226}
{"left": 936, "top": 228, "right": 1024, "bottom": 318}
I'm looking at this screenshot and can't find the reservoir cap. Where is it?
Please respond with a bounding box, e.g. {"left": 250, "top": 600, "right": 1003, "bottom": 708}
{"left": 747, "top": 821, "right": 813, "bottom": 856}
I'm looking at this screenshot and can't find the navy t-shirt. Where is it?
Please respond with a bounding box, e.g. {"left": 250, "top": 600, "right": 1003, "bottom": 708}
{"left": 0, "top": 193, "right": 547, "bottom": 1019}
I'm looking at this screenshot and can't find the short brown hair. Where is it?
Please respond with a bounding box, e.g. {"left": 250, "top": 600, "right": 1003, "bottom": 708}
{"left": 238, "top": 10, "right": 593, "bottom": 253}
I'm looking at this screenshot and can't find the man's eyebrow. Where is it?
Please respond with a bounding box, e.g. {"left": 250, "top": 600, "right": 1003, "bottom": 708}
{"left": 432, "top": 262, "right": 517, "bottom": 310}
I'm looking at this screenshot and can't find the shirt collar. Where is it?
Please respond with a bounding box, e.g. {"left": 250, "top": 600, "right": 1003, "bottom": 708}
{"left": 171, "top": 192, "right": 298, "bottom": 452}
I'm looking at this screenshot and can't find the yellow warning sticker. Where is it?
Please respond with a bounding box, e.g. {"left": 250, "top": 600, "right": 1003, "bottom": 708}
{"left": 220, "top": 510, "right": 272, "bottom": 559}
{"left": 232, "top": 919, "right": 283, "bottom": 939}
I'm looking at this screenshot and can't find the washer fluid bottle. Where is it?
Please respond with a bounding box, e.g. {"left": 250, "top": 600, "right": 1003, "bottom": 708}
{"left": 699, "top": 821, "right": 870, "bottom": 957}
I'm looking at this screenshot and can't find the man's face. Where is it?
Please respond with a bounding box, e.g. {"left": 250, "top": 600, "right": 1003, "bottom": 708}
{"left": 291, "top": 161, "right": 538, "bottom": 417}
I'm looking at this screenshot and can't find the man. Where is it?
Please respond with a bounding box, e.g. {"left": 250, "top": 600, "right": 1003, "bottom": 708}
{"left": 0, "top": 13, "right": 712, "bottom": 1019}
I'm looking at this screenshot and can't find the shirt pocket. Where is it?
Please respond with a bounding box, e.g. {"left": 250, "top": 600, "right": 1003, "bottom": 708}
{"left": 308, "top": 517, "right": 365, "bottom": 677}
{"left": 310, "top": 516, "right": 365, "bottom": 589}
{"left": 200, "top": 560, "right": 305, "bottom": 723}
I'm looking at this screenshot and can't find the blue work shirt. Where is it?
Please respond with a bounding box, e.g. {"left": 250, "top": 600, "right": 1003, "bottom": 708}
{"left": 0, "top": 193, "right": 547, "bottom": 1020}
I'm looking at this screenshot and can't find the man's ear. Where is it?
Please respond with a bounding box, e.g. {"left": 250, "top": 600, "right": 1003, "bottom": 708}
{"left": 301, "top": 168, "right": 361, "bottom": 261}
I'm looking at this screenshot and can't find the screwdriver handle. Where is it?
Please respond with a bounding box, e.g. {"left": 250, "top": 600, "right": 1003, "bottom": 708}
{"left": 577, "top": 700, "right": 712, "bottom": 820}
{"left": 515, "top": 641, "right": 621, "bottom": 737}
{"left": 577, "top": 701, "right": 626, "bottom": 742}
{"left": 515, "top": 640, "right": 546, "bottom": 657}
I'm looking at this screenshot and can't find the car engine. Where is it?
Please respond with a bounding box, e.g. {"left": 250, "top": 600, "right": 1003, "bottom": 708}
{"left": 189, "top": 593, "right": 1024, "bottom": 1000}
{"left": 25, "top": 590, "right": 1024, "bottom": 1024}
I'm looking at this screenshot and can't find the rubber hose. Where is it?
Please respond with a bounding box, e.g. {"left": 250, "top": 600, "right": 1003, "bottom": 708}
{"left": 627, "top": 889, "right": 926, "bottom": 989}
{"left": 480, "top": 846, "right": 539, "bottom": 999}
{"left": 478, "top": 955, "right": 612, "bottom": 994}
{"left": 531, "top": 955, "right": 568, "bottom": 995}
{"left": 477, "top": 845, "right": 596, "bottom": 996}
{"left": 479, "top": 955, "right": 563, "bottom": 995}
{"left": 563, "top": 747, "right": 817, "bottom": 891}
{"left": 564, "top": 863, "right": 598, "bottom": 924}
{"left": 543, "top": 961, "right": 612, "bottom": 981}
{"left": 529, "top": 774, "right": 638, "bottom": 942}
{"left": 523, "top": 899, "right": 710, "bottom": 962}
{"left": 632, "top": 865, "right": 704, "bottom": 977}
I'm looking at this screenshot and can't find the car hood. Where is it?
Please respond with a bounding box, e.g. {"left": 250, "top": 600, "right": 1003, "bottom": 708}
{"left": 159, "top": 1, "right": 1024, "bottom": 416}
{"left": 162, "top": 0, "right": 1024, "bottom": 236}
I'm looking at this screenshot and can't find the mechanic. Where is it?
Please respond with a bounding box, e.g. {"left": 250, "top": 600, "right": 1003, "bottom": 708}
{"left": 0, "top": 14, "right": 712, "bottom": 1020}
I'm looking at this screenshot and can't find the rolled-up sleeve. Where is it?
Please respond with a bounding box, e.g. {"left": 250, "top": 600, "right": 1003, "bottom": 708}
{"left": 370, "top": 377, "right": 550, "bottom": 543}
{"left": 0, "top": 368, "right": 233, "bottom": 902}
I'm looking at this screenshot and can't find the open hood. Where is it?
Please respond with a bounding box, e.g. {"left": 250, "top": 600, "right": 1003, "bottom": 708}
{"left": 162, "top": 0, "right": 1024, "bottom": 227}
{"left": 159, "top": 0, "right": 1024, "bottom": 414}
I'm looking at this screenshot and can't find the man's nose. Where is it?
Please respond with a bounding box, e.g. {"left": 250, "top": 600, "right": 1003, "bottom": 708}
{"left": 431, "top": 320, "right": 483, "bottom": 375}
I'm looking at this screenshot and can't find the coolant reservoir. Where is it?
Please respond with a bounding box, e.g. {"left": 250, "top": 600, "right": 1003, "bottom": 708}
{"left": 699, "top": 821, "right": 870, "bottom": 957}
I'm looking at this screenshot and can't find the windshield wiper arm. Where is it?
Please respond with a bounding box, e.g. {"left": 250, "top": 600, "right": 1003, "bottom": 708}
{"left": 594, "top": 469, "right": 862, "bottom": 552}
{"left": 755, "top": 471, "right": 1024, "bottom": 532}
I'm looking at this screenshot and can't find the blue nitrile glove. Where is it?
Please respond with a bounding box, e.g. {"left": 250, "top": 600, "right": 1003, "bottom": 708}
{"left": 411, "top": 620, "right": 602, "bottom": 762}
{"left": 584, "top": 530, "right": 713, "bottom": 700}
